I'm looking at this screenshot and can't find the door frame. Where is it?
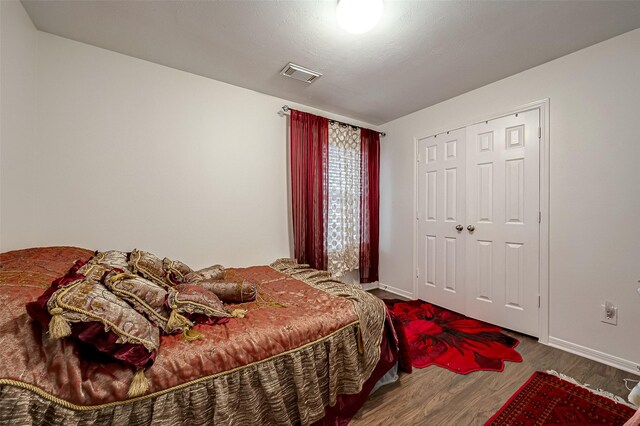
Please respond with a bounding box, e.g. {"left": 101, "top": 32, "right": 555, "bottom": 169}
{"left": 412, "top": 98, "right": 550, "bottom": 344}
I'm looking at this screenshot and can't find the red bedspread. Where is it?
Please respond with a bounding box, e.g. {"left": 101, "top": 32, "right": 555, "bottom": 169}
{"left": 0, "top": 247, "right": 359, "bottom": 406}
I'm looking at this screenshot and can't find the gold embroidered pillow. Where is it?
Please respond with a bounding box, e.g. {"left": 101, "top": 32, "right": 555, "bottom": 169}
{"left": 27, "top": 259, "right": 159, "bottom": 398}
{"left": 166, "top": 284, "right": 238, "bottom": 334}
{"left": 129, "top": 249, "right": 166, "bottom": 287}
{"left": 102, "top": 270, "right": 171, "bottom": 332}
{"left": 197, "top": 280, "right": 257, "bottom": 304}
{"left": 74, "top": 250, "right": 129, "bottom": 282}
{"left": 162, "top": 258, "right": 200, "bottom": 285}
{"left": 196, "top": 264, "right": 225, "bottom": 281}
{"left": 92, "top": 250, "right": 130, "bottom": 270}
{"left": 76, "top": 262, "right": 111, "bottom": 282}
{"left": 46, "top": 278, "right": 160, "bottom": 353}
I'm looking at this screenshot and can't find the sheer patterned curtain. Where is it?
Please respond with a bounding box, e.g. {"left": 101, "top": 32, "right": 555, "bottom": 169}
{"left": 327, "top": 122, "right": 361, "bottom": 277}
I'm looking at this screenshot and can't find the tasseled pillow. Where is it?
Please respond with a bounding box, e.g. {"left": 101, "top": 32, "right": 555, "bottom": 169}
{"left": 26, "top": 264, "right": 160, "bottom": 398}
{"left": 91, "top": 250, "right": 130, "bottom": 270}
{"left": 162, "top": 258, "right": 200, "bottom": 285}
{"left": 102, "top": 270, "right": 172, "bottom": 332}
{"left": 197, "top": 280, "right": 257, "bottom": 304}
{"left": 195, "top": 264, "right": 225, "bottom": 281}
{"left": 165, "top": 284, "right": 246, "bottom": 340}
{"left": 129, "top": 249, "right": 166, "bottom": 288}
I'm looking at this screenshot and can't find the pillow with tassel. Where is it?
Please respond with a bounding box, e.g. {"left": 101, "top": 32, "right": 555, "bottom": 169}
{"left": 91, "top": 250, "right": 130, "bottom": 271}
{"left": 162, "top": 258, "right": 201, "bottom": 285}
{"left": 195, "top": 264, "right": 225, "bottom": 281}
{"left": 102, "top": 270, "right": 172, "bottom": 333}
{"left": 26, "top": 266, "right": 160, "bottom": 398}
{"left": 197, "top": 280, "right": 257, "bottom": 304}
{"left": 167, "top": 263, "right": 226, "bottom": 284}
{"left": 129, "top": 249, "right": 167, "bottom": 288}
{"left": 74, "top": 250, "right": 131, "bottom": 284}
{"left": 165, "top": 284, "right": 247, "bottom": 340}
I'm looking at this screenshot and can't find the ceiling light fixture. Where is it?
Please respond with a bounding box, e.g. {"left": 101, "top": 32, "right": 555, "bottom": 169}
{"left": 336, "top": 0, "right": 384, "bottom": 34}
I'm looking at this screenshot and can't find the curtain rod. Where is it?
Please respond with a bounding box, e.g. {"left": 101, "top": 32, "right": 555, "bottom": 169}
{"left": 280, "top": 105, "right": 386, "bottom": 137}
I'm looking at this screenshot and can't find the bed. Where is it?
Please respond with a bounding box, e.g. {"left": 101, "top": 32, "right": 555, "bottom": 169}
{"left": 0, "top": 246, "right": 398, "bottom": 425}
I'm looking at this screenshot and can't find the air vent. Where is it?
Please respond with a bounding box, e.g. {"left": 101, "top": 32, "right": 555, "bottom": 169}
{"left": 280, "top": 62, "right": 322, "bottom": 83}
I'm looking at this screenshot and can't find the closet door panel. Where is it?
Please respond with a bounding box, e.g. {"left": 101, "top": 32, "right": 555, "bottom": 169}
{"left": 465, "top": 110, "right": 540, "bottom": 337}
{"left": 417, "top": 129, "right": 466, "bottom": 312}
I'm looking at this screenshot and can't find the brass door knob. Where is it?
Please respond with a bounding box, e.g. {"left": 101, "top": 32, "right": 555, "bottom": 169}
{"left": 455, "top": 224, "right": 464, "bottom": 231}
{"left": 467, "top": 225, "right": 475, "bottom": 232}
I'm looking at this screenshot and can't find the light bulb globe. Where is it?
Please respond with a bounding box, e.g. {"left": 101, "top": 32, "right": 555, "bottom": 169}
{"left": 336, "top": 0, "right": 384, "bottom": 34}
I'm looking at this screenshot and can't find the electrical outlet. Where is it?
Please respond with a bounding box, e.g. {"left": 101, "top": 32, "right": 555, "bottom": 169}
{"left": 601, "top": 301, "right": 617, "bottom": 325}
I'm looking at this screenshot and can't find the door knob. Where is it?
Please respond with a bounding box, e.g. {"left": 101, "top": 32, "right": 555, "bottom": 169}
{"left": 467, "top": 225, "right": 475, "bottom": 232}
{"left": 455, "top": 224, "right": 464, "bottom": 232}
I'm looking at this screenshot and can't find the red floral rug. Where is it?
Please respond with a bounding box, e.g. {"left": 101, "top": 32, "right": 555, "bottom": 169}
{"left": 486, "top": 371, "right": 636, "bottom": 425}
{"left": 384, "top": 299, "right": 522, "bottom": 374}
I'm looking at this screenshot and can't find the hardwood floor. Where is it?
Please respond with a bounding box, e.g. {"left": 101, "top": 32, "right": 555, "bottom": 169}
{"left": 351, "top": 289, "right": 636, "bottom": 425}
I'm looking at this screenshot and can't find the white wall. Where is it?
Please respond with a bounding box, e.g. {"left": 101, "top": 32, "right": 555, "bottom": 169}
{"left": 1, "top": 2, "right": 374, "bottom": 269}
{"left": 380, "top": 29, "right": 640, "bottom": 367}
{"left": 0, "top": 0, "right": 39, "bottom": 249}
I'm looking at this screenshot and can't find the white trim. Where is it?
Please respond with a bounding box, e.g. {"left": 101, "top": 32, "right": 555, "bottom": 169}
{"left": 378, "top": 283, "right": 414, "bottom": 299}
{"left": 412, "top": 99, "right": 551, "bottom": 343}
{"left": 548, "top": 336, "right": 640, "bottom": 376}
{"left": 538, "top": 99, "right": 551, "bottom": 344}
{"left": 361, "top": 282, "right": 379, "bottom": 291}
{"left": 412, "top": 137, "right": 419, "bottom": 300}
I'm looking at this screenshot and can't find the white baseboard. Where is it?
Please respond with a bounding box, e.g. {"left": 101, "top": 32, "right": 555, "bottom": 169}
{"left": 361, "top": 282, "right": 379, "bottom": 291}
{"left": 377, "top": 283, "right": 414, "bottom": 299}
{"left": 548, "top": 336, "right": 640, "bottom": 376}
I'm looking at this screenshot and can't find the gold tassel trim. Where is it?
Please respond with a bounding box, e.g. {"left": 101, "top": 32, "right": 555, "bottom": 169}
{"left": 246, "top": 290, "right": 287, "bottom": 310}
{"left": 166, "top": 309, "right": 193, "bottom": 333}
{"left": 48, "top": 307, "right": 72, "bottom": 339}
{"left": 127, "top": 368, "right": 150, "bottom": 398}
{"left": 182, "top": 328, "right": 202, "bottom": 342}
{"left": 230, "top": 309, "right": 248, "bottom": 319}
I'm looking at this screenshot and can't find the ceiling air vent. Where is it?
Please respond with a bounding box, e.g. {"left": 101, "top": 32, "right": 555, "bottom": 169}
{"left": 280, "top": 62, "right": 322, "bottom": 83}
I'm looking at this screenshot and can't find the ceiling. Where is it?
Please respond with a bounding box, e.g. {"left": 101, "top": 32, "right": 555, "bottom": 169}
{"left": 22, "top": 1, "right": 640, "bottom": 125}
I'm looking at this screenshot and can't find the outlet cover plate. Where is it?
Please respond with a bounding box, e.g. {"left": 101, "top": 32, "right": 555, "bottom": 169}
{"left": 601, "top": 304, "right": 618, "bottom": 325}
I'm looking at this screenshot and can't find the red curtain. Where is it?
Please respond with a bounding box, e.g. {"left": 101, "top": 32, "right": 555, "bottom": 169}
{"left": 359, "top": 128, "right": 380, "bottom": 283}
{"left": 290, "top": 109, "right": 329, "bottom": 270}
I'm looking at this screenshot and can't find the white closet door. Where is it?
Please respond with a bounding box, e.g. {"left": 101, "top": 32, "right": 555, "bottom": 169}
{"left": 465, "top": 110, "right": 540, "bottom": 336}
{"left": 417, "top": 128, "right": 466, "bottom": 313}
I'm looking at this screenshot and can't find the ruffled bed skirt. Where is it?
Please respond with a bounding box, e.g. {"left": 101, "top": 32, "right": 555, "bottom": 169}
{"left": 2, "top": 322, "right": 366, "bottom": 425}
{"left": 0, "top": 259, "right": 387, "bottom": 426}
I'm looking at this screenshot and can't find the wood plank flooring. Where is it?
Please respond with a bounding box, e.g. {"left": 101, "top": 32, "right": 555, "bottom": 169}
{"left": 351, "top": 289, "right": 637, "bottom": 425}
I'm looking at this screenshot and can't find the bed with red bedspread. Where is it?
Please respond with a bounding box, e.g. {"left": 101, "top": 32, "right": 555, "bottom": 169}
{"left": 0, "top": 247, "right": 397, "bottom": 425}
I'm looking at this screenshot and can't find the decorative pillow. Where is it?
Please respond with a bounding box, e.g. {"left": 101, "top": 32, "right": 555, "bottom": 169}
{"left": 197, "top": 280, "right": 257, "bottom": 304}
{"left": 70, "top": 250, "right": 129, "bottom": 284}
{"left": 195, "top": 264, "right": 225, "bottom": 281}
{"left": 26, "top": 262, "right": 88, "bottom": 328}
{"left": 163, "top": 258, "right": 199, "bottom": 285}
{"left": 129, "top": 249, "right": 166, "bottom": 287}
{"left": 26, "top": 268, "right": 159, "bottom": 397}
{"left": 91, "top": 250, "right": 130, "bottom": 270}
{"left": 102, "top": 270, "right": 171, "bottom": 332}
{"left": 76, "top": 262, "right": 112, "bottom": 282}
{"left": 46, "top": 277, "right": 159, "bottom": 351}
{"left": 165, "top": 284, "right": 245, "bottom": 339}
